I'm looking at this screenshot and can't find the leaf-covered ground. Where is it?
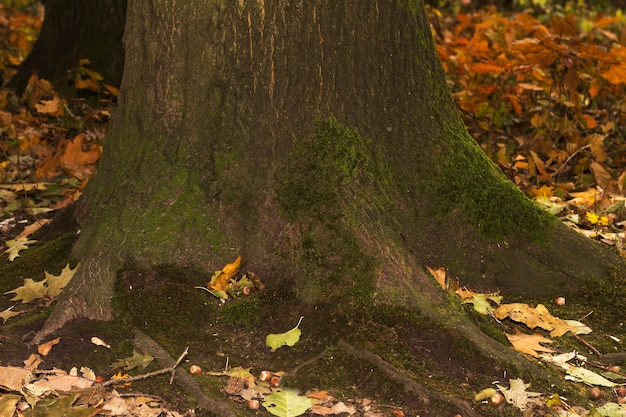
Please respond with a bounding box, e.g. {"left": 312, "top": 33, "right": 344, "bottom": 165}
{"left": 1, "top": 2, "right": 626, "bottom": 417}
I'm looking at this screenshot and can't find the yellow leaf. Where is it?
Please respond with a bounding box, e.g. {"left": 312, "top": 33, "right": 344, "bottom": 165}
{"left": 4, "top": 277, "right": 47, "bottom": 303}
{"left": 495, "top": 303, "right": 578, "bottom": 337}
{"left": 3, "top": 238, "right": 37, "bottom": 262}
{"left": 34, "top": 98, "right": 64, "bottom": 116}
{"left": 505, "top": 328, "right": 555, "bottom": 358}
{"left": 0, "top": 306, "right": 23, "bottom": 324}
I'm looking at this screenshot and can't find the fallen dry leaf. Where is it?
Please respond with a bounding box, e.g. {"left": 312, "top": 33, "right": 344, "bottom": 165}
{"left": 426, "top": 266, "right": 447, "bottom": 290}
{"left": 505, "top": 328, "right": 555, "bottom": 358}
{"left": 37, "top": 337, "right": 61, "bottom": 356}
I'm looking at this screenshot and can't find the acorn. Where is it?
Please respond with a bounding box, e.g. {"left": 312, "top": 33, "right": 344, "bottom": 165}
{"left": 590, "top": 387, "right": 603, "bottom": 400}
{"left": 259, "top": 370, "right": 273, "bottom": 381}
{"left": 189, "top": 365, "right": 203, "bottom": 375}
{"left": 95, "top": 375, "right": 106, "bottom": 383}
{"left": 270, "top": 376, "right": 281, "bottom": 388}
{"left": 490, "top": 392, "right": 505, "bottom": 405}
{"left": 247, "top": 399, "right": 260, "bottom": 410}
{"left": 554, "top": 297, "right": 566, "bottom": 306}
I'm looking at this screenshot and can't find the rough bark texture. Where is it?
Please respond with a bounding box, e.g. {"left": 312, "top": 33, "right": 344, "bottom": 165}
{"left": 37, "top": 0, "right": 619, "bottom": 349}
{"left": 9, "top": 0, "right": 126, "bottom": 95}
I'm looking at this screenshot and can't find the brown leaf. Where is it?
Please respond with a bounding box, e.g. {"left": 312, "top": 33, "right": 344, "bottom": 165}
{"left": 590, "top": 160, "right": 612, "bottom": 190}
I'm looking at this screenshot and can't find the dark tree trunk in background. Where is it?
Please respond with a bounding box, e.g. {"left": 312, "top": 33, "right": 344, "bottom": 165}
{"left": 9, "top": 0, "right": 126, "bottom": 95}
{"left": 28, "top": 0, "right": 622, "bottom": 412}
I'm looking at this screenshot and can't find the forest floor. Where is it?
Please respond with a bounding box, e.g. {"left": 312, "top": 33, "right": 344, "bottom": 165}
{"left": 1, "top": 2, "right": 626, "bottom": 417}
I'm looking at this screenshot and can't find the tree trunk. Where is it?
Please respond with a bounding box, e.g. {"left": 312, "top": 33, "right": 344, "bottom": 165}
{"left": 9, "top": 0, "right": 126, "bottom": 95}
{"left": 33, "top": 0, "right": 622, "bottom": 412}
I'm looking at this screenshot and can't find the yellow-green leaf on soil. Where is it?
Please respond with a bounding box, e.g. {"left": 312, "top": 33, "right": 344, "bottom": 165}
{"left": 206, "top": 366, "right": 254, "bottom": 378}
{"left": 591, "top": 402, "right": 626, "bottom": 417}
{"left": 567, "top": 367, "right": 617, "bottom": 387}
{"left": 266, "top": 317, "right": 303, "bottom": 350}
{"left": 262, "top": 389, "right": 313, "bottom": 417}
{"left": 462, "top": 293, "right": 502, "bottom": 315}
{"left": 28, "top": 392, "right": 97, "bottom": 417}
{"left": 505, "top": 328, "right": 555, "bottom": 358}
{"left": 111, "top": 350, "right": 154, "bottom": 371}
{"left": 0, "top": 394, "right": 21, "bottom": 417}
{"left": 564, "top": 319, "right": 593, "bottom": 335}
{"left": 474, "top": 388, "right": 497, "bottom": 401}
{"left": 3, "top": 238, "right": 37, "bottom": 262}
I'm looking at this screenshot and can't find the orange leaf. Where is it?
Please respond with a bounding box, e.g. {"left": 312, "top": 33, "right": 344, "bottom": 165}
{"left": 505, "top": 328, "right": 555, "bottom": 358}
{"left": 37, "top": 337, "right": 61, "bottom": 356}
{"left": 426, "top": 266, "right": 446, "bottom": 290}
{"left": 59, "top": 134, "right": 102, "bottom": 179}
{"left": 210, "top": 256, "right": 243, "bottom": 291}
{"left": 469, "top": 62, "right": 506, "bottom": 74}
{"left": 581, "top": 114, "right": 597, "bottom": 129}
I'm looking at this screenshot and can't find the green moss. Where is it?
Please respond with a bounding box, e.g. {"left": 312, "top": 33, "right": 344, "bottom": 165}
{"left": 274, "top": 117, "right": 385, "bottom": 302}
{"left": 276, "top": 116, "right": 368, "bottom": 222}
{"left": 219, "top": 296, "right": 263, "bottom": 327}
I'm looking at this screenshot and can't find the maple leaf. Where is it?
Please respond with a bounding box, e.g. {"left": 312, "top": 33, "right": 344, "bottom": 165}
{"left": 3, "top": 238, "right": 37, "bottom": 261}
{"left": 5, "top": 278, "right": 48, "bottom": 303}
{"left": 45, "top": 263, "right": 79, "bottom": 298}
{"left": 0, "top": 306, "right": 23, "bottom": 323}
{"left": 505, "top": 328, "right": 555, "bottom": 358}
{"left": 4, "top": 263, "right": 79, "bottom": 303}
{"left": 496, "top": 378, "right": 542, "bottom": 411}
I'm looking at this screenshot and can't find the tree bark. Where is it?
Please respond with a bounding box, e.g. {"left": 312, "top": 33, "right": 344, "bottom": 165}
{"left": 9, "top": 0, "right": 126, "bottom": 95}
{"left": 32, "top": 2, "right": 622, "bottom": 413}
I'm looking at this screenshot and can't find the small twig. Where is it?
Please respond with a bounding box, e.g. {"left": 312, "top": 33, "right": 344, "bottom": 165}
{"left": 174, "top": 346, "right": 190, "bottom": 368}
{"left": 554, "top": 144, "right": 590, "bottom": 176}
{"left": 102, "top": 367, "right": 174, "bottom": 388}
{"left": 575, "top": 335, "right": 602, "bottom": 357}
{"left": 101, "top": 347, "right": 189, "bottom": 388}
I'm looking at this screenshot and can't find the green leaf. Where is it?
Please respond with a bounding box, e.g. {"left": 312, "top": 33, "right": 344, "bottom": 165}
{"left": 111, "top": 350, "right": 154, "bottom": 371}
{"left": 266, "top": 317, "right": 303, "bottom": 350}
{"left": 567, "top": 367, "right": 617, "bottom": 387}
{"left": 590, "top": 402, "right": 626, "bottom": 417}
{"left": 262, "top": 389, "right": 312, "bottom": 417}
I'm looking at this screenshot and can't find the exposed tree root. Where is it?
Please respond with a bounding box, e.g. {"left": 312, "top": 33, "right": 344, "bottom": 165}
{"left": 132, "top": 329, "right": 236, "bottom": 417}
{"left": 338, "top": 340, "right": 483, "bottom": 417}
